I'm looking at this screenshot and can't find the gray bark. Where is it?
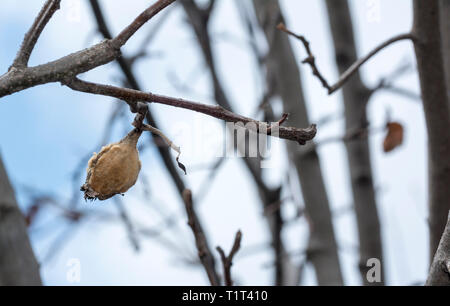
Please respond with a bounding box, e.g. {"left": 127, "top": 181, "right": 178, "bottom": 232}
{"left": 426, "top": 211, "right": 450, "bottom": 285}
{"left": 0, "top": 154, "right": 42, "bottom": 285}
{"left": 252, "top": 0, "right": 344, "bottom": 285}
{"left": 324, "top": 0, "right": 384, "bottom": 285}
{"left": 439, "top": 0, "right": 450, "bottom": 101}
{"left": 180, "top": 0, "right": 299, "bottom": 286}
{"left": 412, "top": 0, "right": 450, "bottom": 261}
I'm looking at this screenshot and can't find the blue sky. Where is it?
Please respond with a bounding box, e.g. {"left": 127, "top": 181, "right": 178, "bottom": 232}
{"left": 0, "top": 0, "right": 428, "bottom": 285}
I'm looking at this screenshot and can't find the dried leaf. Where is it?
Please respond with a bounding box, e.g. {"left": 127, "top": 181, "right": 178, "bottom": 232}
{"left": 383, "top": 122, "right": 404, "bottom": 153}
{"left": 140, "top": 123, "right": 187, "bottom": 175}
{"left": 176, "top": 154, "right": 187, "bottom": 175}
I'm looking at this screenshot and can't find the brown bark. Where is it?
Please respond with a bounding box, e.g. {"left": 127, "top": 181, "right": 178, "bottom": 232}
{"left": 252, "top": 0, "right": 344, "bottom": 285}
{"left": 324, "top": 0, "right": 384, "bottom": 285}
{"left": 0, "top": 155, "right": 42, "bottom": 285}
{"left": 412, "top": 0, "right": 450, "bottom": 261}
{"left": 182, "top": 190, "right": 220, "bottom": 286}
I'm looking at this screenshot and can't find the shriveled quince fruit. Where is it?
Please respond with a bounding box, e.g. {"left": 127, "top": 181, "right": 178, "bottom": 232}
{"left": 81, "top": 129, "right": 142, "bottom": 201}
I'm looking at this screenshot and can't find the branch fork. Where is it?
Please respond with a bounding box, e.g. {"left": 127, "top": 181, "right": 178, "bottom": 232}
{"left": 216, "top": 230, "right": 242, "bottom": 286}
{"left": 277, "top": 22, "right": 415, "bottom": 95}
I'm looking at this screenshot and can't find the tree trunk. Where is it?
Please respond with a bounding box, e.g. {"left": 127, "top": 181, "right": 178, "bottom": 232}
{"left": 324, "top": 0, "right": 384, "bottom": 285}
{"left": 0, "top": 155, "right": 42, "bottom": 285}
{"left": 426, "top": 212, "right": 450, "bottom": 285}
{"left": 412, "top": 0, "right": 450, "bottom": 262}
{"left": 252, "top": 0, "right": 344, "bottom": 285}
{"left": 439, "top": 0, "right": 450, "bottom": 101}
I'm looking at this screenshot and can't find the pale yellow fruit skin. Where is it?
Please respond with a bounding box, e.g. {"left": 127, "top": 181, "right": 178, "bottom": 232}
{"left": 84, "top": 130, "right": 142, "bottom": 200}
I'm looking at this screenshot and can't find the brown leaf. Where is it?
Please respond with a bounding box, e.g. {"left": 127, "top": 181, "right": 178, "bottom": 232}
{"left": 383, "top": 122, "right": 404, "bottom": 153}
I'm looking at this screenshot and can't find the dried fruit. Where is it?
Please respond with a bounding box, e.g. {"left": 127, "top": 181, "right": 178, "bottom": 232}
{"left": 81, "top": 129, "right": 142, "bottom": 201}
{"left": 383, "top": 122, "right": 404, "bottom": 153}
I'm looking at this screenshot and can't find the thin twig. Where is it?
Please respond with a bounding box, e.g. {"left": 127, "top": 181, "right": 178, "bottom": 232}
{"left": 114, "top": 198, "right": 140, "bottom": 252}
{"left": 263, "top": 196, "right": 293, "bottom": 216}
{"left": 277, "top": 23, "right": 415, "bottom": 94}
{"left": 90, "top": 0, "right": 171, "bottom": 67}
{"left": 370, "top": 59, "right": 421, "bottom": 101}
{"left": 64, "top": 77, "right": 317, "bottom": 145}
{"left": 267, "top": 113, "right": 289, "bottom": 134}
{"left": 112, "top": 0, "right": 176, "bottom": 48}
{"left": 182, "top": 189, "right": 220, "bottom": 286}
{"left": 11, "top": 0, "right": 61, "bottom": 69}
{"left": 216, "top": 230, "right": 242, "bottom": 286}
{"left": 195, "top": 158, "right": 226, "bottom": 204}
{"left": 300, "top": 124, "right": 387, "bottom": 156}
{"left": 373, "top": 82, "right": 421, "bottom": 101}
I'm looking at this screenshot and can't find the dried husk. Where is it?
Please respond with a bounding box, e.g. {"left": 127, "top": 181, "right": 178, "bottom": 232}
{"left": 81, "top": 129, "right": 142, "bottom": 201}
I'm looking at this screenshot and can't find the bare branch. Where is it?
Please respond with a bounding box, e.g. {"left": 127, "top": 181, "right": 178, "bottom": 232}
{"left": 112, "top": 0, "right": 176, "bottom": 48}
{"left": 114, "top": 198, "right": 140, "bottom": 252}
{"left": 182, "top": 189, "right": 220, "bottom": 286}
{"left": 63, "top": 77, "right": 317, "bottom": 145}
{"left": 0, "top": 0, "right": 175, "bottom": 97}
{"left": 263, "top": 197, "right": 293, "bottom": 217}
{"left": 195, "top": 158, "right": 226, "bottom": 203}
{"left": 373, "top": 82, "right": 421, "bottom": 101}
{"left": 216, "top": 230, "right": 242, "bottom": 286}
{"left": 370, "top": 59, "right": 421, "bottom": 101}
{"left": 11, "top": 0, "right": 61, "bottom": 69}
{"left": 300, "top": 124, "right": 387, "bottom": 157}
{"left": 277, "top": 23, "right": 415, "bottom": 94}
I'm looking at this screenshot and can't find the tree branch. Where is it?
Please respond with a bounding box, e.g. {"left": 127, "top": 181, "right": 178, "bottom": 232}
{"left": 11, "top": 0, "right": 61, "bottom": 69}
{"left": 182, "top": 189, "right": 220, "bottom": 286}
{"left": 63, "top": 77, "right": 317, "bottom": 145}
{"left": 114, "top": 198, "right": 140, "bottom": 252}
{"left": 111, "top": 0, "right": 176, "bottom": 48}
{"left": 216, "top": 230, "right": 242, "bottom": 286}
{"left": 277, "top": 23, "right": 415, "bottom": 94}
{"left": 0, "top": 0, "right": 175, "bottom": 97}
{"left": 1, "top": 0, "right": 315, "bottom": 146}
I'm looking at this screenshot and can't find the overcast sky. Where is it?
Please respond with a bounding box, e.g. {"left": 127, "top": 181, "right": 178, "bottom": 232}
{"left": 0, "top": 0, "right": 428, "bottom": 285}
